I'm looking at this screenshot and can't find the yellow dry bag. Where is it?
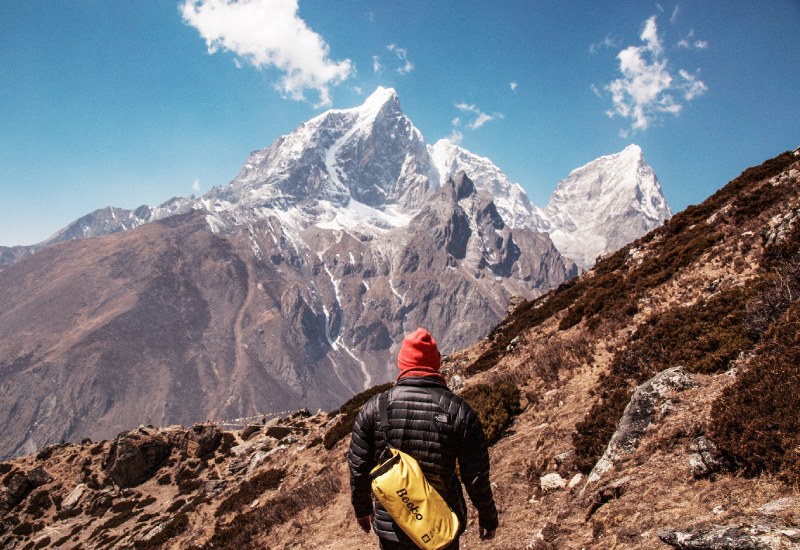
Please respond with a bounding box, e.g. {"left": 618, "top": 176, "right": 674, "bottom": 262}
{"left": 369, "top": 392, "right": 459, "bottom": 550}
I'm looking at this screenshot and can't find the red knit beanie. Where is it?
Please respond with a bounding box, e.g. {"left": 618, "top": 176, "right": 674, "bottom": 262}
{"left": 397, "top": 327, "right": 444, "bottom": 382}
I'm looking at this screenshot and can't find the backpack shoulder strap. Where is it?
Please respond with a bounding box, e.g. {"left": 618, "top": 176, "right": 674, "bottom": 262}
{"left": 378, "top": 390, "right": 391, "bottom": 451}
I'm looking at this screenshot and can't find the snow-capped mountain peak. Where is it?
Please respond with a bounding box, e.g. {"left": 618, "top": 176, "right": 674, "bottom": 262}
{"left": 539, "top": 143, "right": 672, "bottom": 269}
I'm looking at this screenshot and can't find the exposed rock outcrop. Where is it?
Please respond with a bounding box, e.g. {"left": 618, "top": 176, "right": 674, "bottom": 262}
{"left": 587, "top": 366, "right": 695, "bottom": 484}
{"left": 658, "top": 523, "right": 800, "bottom": 549}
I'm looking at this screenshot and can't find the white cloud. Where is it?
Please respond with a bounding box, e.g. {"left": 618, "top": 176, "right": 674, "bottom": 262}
{"left": 455, "top": 103, "right": 504, "bottom": 130}
{"left": 510, "top": 81, "right": 518, "bottom": 92}
{"left": 192, "top": 179, "right": 201, "bottom": 193}
{"left": 445, "top": 102, "right": 502, "bottom": 144}
{"left": 603, "top": 15, "right": 707, "bottom": 132}
{"left": 180, "top": 0, "right": 352, "bottom": 107}
{"left": 387, "top": 44, "right": 414, "bottom": 75}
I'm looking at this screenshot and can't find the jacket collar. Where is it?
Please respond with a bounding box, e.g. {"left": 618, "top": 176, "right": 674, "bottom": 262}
{"left": 395, "top": 376, "right": 449, "bottom": 390}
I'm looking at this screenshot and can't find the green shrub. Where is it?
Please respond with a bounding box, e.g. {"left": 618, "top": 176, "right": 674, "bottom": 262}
{"left": 323, "top": 382, "right": 393, "bottom": 450}
{"left": 461, "top": 382, "right": 522, "bottom": 446}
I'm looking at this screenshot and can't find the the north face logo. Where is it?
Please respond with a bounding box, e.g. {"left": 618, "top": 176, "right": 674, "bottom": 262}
{"left": 434, "top": 413, "right": 448, "bottom": 423}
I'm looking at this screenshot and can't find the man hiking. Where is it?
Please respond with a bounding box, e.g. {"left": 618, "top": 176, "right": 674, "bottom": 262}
{"left": 348, "top": 327, "right": 499, "bottom": 548}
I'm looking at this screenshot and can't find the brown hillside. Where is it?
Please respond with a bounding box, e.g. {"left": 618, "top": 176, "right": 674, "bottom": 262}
{"left": 1, "top": 150, "right": 799, "bottom": 548}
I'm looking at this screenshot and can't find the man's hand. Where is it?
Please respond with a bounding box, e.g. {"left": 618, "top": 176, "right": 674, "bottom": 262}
{"left": 479, "top": 526, "right": 496, "bottom": 540}
{"left": 356, "top": 514, "right": 374, "bottom": 533}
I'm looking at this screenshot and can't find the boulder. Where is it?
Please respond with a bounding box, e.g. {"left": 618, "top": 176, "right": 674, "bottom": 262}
{"left": 182, "top": 423, "right": 222, "bottom": 458}
{"left": 60, "top": 483, "right": 88, "bottom": 515}
{"left": 104, "top": 429, "right": 171, "bottom": 487}
{"left": 1, "top": 472, "right": 32, "bottom": 513}
{"left": 240, "top": 425, "right": 261, "bottom": 441}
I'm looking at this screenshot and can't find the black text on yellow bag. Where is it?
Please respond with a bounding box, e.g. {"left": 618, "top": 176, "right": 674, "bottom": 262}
{"left": 369, "top": 392, "right": 459, "bottom": 549}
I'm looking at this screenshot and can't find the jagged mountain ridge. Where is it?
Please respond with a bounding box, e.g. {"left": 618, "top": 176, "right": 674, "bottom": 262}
{"left": 1, "top": 87, "right": 668, "bottom": 272}
{"left": 0, "top": 150, "right": 797, "bottom": 549}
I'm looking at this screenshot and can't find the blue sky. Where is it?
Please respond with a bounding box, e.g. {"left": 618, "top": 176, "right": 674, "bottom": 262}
{"left": 1, "top": 1, "right": 798, "bottom": 246}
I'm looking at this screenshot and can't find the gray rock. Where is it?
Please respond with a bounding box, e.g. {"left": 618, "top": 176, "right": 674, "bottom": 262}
{"left": 689, "top": 436, "right": 729, "bottom": 478}
{"left": 247, "top": 451, "right": 271, "bottom": 474}
{"left": 658, "top": 523, "right": 800, "bottom": 549}
{"left": 540, "top": 473, "right": 566, "bottom": 493}
{"left": 588, "top": 367, "right": 694, "bottom": 484}
{"left": 61, "top": 483, "right": 88, "bottom": 511}
{"left": 759, "top": 497, "right": 799, "bottom": 515}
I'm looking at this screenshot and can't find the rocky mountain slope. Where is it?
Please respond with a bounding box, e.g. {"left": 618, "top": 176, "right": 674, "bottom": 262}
{"left": 1, "top": 150, "right": 797, "bottom": 549}
{"left": 0, "top": 88, "right": 670, "bottom": 460}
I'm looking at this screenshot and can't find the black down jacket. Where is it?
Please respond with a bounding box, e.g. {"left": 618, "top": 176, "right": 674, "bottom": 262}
{"left": 348, "top": 376, "right": 499, "bottom": 543}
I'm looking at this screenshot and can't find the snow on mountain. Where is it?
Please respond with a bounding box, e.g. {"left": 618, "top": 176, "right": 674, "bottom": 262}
{"left": 538, "top": 144, "right": 672, "bottom": 269}
{"left": 202, "top": 86, "right": 437, "bottom": 237}
{"left": 429, "top": 138, "right": 545, "bottom": 230}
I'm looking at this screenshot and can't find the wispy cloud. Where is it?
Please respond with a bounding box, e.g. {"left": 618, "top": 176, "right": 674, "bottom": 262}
{"left": 192, "top": 179, "right": 201, "bottom": 193}
{"left": 510, "top": 81, "right": 518, "bottom": 92}
{"left": 455, "top": 103, "right": 504, "bottom": 129}
{"left": 387, "top": 44, "right": 414, "bottom": 75}
{"left": 677, "top": 30, "right": 708, "bottom": 50}
{"left": 601, "top": 15, "right": 707, "bottom": 133}
{"left": 589, "top": 34, "right": 619, "bottom": 55}
{"left": 180, "top": 0, "right": 352, "bottom": 107}
{"left": 670, "top": 5, "right": 680, "bottom": 24}
{"left": 446, "top": 102, "right": 502, "bottom": 143}
{"left": 448, "top": 129, "right": 464, "bottom": 145}
{"left": 372, "top": 55, "right": 384, "bottom": 74}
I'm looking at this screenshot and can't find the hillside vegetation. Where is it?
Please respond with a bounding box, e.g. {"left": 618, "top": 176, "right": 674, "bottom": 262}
{"left": 1, "top": 150, "right": 799, "bottom": 549}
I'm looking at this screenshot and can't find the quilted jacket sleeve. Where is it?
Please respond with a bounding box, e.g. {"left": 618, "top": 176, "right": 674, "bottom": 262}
{"left": 348, "top": 397, "right": 377, "bottom": 518}
{"left": 457, "top": 403, "right": 499, "bottom": 531}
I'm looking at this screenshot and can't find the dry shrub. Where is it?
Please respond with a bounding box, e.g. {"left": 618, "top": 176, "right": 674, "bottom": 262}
{"left": 206, "top": 469, "right": 339, "bottom": 548}
{"left": 710, "top": 302, "right": 800, "bottom": 483}
{"left": 461, "top": 381, "right": 522, "bottom": 446}
{"left": 323, "top": 382, "right": 393, "bottom": 450}
{"left": 133, "top": 512, "right": 189, "bottom": 549}
{"left": 215, "top": 468, "right": 286, "bottom": 518}
{"left": 573, "top": 287, "right": 755, "bottom": 473}
{"left": 529, "top": 333, "right": 593, "bottom": 386}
